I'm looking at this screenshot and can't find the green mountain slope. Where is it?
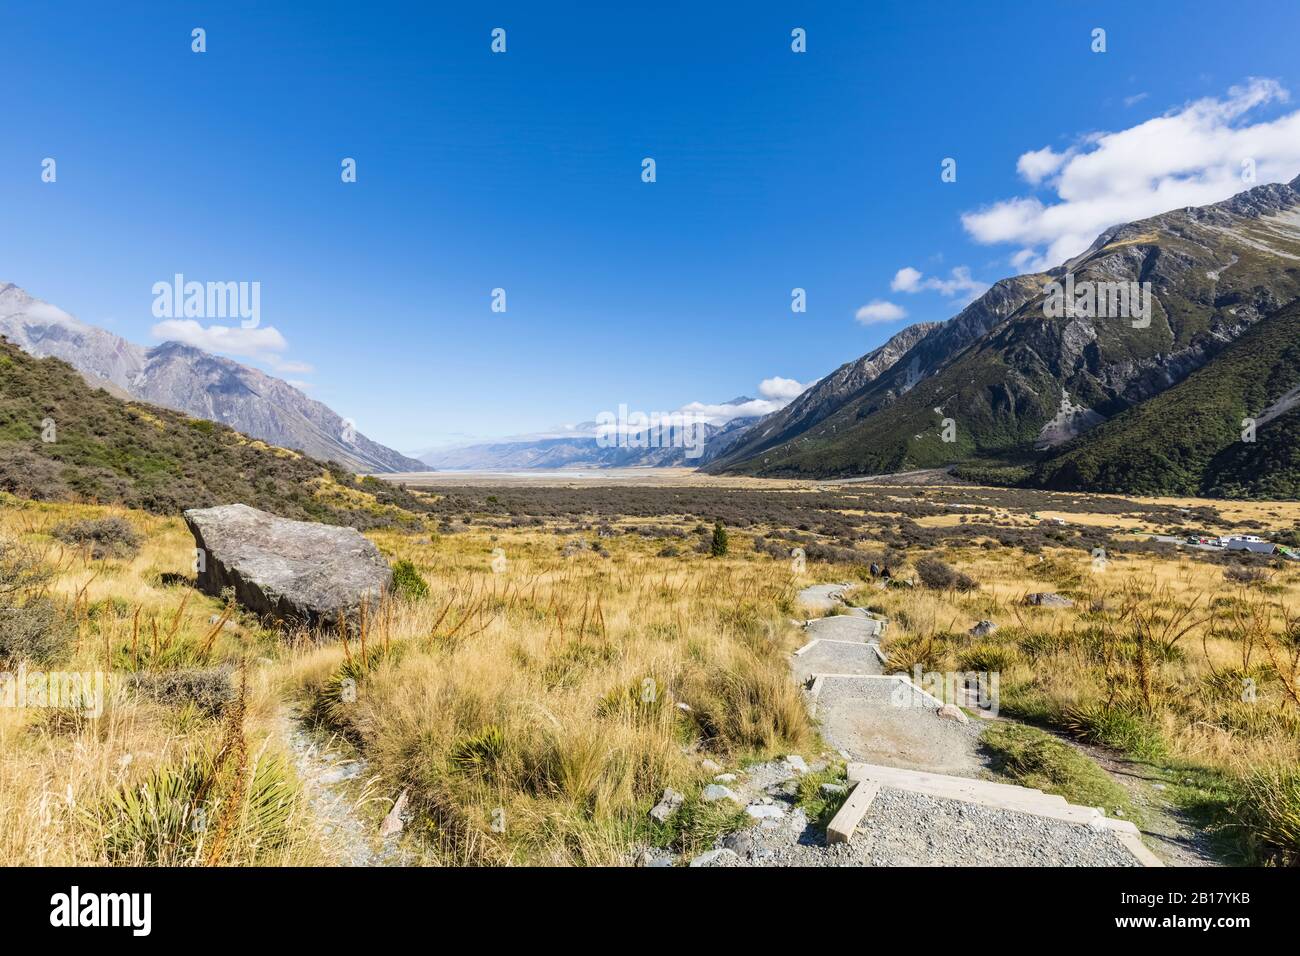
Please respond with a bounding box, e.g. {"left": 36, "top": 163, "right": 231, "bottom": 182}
{"left": 1030, "top": 298, "right": 1300, "bottom": 498}
{"left": 0, "top": 337, "right": 427, "bottom": 526}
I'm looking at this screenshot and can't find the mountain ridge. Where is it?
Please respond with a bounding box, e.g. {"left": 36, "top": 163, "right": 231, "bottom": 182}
{"left": 0, "top": 282, "right": 427, "bottom": 474}
{"left": 707, "top": 174, "right": 1300, "bottom": 493}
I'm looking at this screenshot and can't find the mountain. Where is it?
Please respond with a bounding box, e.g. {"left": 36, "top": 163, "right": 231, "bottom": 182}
{"left": 704, "top": 321, "right": 940, "bottom": 471}
{"left": 420, "top": 401, "right": 765, "bottom": 470}
{"left": 0, "top": 283, "right": 428, "bottom": 474}
{"left": 709, "top": 175, "right": 1300, "bottom": 491}
{"left": 1027, "top": 297, "right": 1300, "bottom": 499}
{"left": 0, "top": 336, "right": 428, "bottom": 526}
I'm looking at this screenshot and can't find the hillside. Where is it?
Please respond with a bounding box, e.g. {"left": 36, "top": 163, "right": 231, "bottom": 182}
{"left": 709, "top": 176, "right": 1300, "bottom": 490}
{"left": 0, "top": 336, "right": 427, "bottom": 527}
{"left": 0, "top": 283, "right": 428, "bottom": 474}
{"left": 1028, "top": 298, "right": 1300, "bottom": 498}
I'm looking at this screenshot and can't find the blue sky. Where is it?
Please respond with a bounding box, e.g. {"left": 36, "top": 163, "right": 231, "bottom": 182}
{"left": 3, "top": 1, "right": 1299, "bottom": 453}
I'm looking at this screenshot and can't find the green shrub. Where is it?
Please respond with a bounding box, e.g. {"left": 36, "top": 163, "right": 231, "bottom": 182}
{"left": 1060, "top": 701, "right": 1167, "bottom": 761}
{"left": 449, "top": 725, "right": 508, "bottom": 780}
{"left": 710, "top": 521, "right": 729, "bottom": 557}
{"left": 391, "top": 559, "right": 429, "bottom": 600}
{"left": 1228, "top": 764, "right": 1300, "bottom": 866}
{"left": 99, "top": 747, "right": 298, "bottom": 865}
{"left": 957, "top": 643, "right": 1017, "bottom": 673}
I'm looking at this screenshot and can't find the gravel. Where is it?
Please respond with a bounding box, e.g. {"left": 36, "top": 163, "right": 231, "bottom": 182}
{"left": 803, "top": 616, "right": 883, "bottom": 641}
{"left": 720, "top": 787, "right": 1141, "bottom": 867}
{"left": 812, "top": 675, "right": 985, "bottom": 775}
{"left": 792, "top": 639, "right": 884, "bottom": 683}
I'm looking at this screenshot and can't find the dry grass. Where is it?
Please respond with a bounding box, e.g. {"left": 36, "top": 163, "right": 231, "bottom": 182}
{"left": 4, "top": 490, "right": 1298, "bottom": 865}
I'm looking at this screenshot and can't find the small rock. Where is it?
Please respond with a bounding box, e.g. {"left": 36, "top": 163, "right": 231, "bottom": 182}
{"left": 675, "top": 701, "right": 692, "bottom": 713}
{"left": 701, "top": 784, "right": 740, "bottom": 803}
{"left": 700, "top": 758, "right": 723, "bottom": 773}
{"left": 820, "top": 783, "right": 848, "bottom": 796}
{"left": 936, "top": 703, "right": 969, "bottom": 724}
{"left": 746, "top": 803, "right": 784, "bottom": 820}
{"left": 968, "top": 620, "right": 998, "bottom": 637}
{"left": 1025, "top": 592, "right": 1074, "bottom": 608}
{"left": 379, "top": 790, "right": 408, "bottom": 839}
{"left": 714, "top": 773, "right": 737, "bottom": 783}
{"left": 636, "top": 847, "right": 674, "bottom": 867}
{"left": 784, "top": 755, "right": 809, "bottom": 774}
{"left": 689, "top": 848, "right": 739, "bottom": 867}
{"left": 722, "top": 829, "right": 755, "bottom": 856}
{"left": 648, "top": 787, "right": 686, "bottom": 823}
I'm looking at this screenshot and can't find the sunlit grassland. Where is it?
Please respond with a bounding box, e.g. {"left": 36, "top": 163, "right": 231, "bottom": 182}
{"left": 3, "top": 492, "right": 1298, "bottom": 866}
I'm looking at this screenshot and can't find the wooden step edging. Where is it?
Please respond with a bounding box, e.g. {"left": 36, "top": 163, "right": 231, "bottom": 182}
{"left": 793, "top": 638, "right": 888, "bottom": 666}
{"left": 844, "top": 762, "right": 1164, "bottom": 867}
{"left": 807, "top": 672, "right": 948, "bottom": 709}
{"left": 826, "top": 780, "right": 881, "bottom": 844}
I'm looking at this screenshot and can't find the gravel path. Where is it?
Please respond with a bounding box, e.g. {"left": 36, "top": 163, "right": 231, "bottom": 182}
{"left": 279, "top": 714, "right": 409, "bottom": 866}
{"left": 796, "top": 583, "right": 854, "bottom": 611}
{"left": 812, "top": 675, "right": 984, "bottom": 775}
{"left": 802, "top": 615, "right": 883, "bottom": 641}
{"left": 643, "top": 583, "right": 1156, "bottom": 868}
{"left": 792, "top": 640, "right": 884, "bottom": 683}
{"left": 713, "top": 787, "right": 1140, "bottom": 867}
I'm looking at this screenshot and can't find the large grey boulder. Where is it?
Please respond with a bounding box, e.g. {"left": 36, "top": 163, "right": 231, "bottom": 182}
{"left": 184, "top": 504, "right": 391, "bottom": 631}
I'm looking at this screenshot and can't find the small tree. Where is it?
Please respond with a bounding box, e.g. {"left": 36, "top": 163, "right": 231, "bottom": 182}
{"left": 710, "top": 521, "right": 729, "bottom": 558}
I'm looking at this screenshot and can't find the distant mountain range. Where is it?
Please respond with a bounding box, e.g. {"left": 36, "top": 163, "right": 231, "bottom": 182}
{"left": 0, "top": 334, "right": 428, "bottom": 524}
{"left": 708, "top": 174, "right": 1300, "bottom": 498}
{"left": 0, "top": 283, "right": 427, "bottom": 474}
{"left": 419, "top": 398, "right": 766, "bottom": 470}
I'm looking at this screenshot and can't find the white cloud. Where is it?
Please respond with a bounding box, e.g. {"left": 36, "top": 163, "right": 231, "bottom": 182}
{"left": 889, "top": 266, "right": 989, "bottom": 303}
{"left": 890, "top": 267, "right": 923, "bottom": 293}
{"left": 1016, "top": 146, "right": 1071, "bottom": 185}
{"left": 962, "top": 78, "right": 1300, "bottom": 270}
{"left": 855, "top": 300, "right": 907, "bottom": 324}
{"left": 1123, "top": 92, "right": 1149, "bottom": 108}
{"left": 757, "top": 376, "right": 807, "bottom": 401}
{"left": 149, "top": 319, "right": 313, "bottom": 375}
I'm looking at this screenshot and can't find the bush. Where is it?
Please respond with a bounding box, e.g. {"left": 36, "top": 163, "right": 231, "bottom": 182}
{"left": 957, "top": 643, "right": 1017, "bottom": 673}
{"left": 51, "top": 516, "right": 141, "bottom": 560}
{"left": 99, "top": 747, "right": 299, "bottom": 865}
{"left": 448, "top": 725, "right": 509, "bottom": 780}
{"left": 710, "top": 521, "right": 729, "bottom": 558}
{"left": 915, "top": 557, "right": 978, "bottom": 592}
{"left": 1228, "top": 764, "right": 1300, "bottom": 866}
{"left": 391, "top": 559, "right": 429, "bottom": 600}
{"left": 0, "top": 598, "right": 73, "bottom": 666}
{"left": 0, "top": 539, "right": 71, "bottom": 665}
{"left": 129, "top": 667, "right": 235, "bottom": 715}
{"left": 1060, "top": 701, "right": 1166, "bottom": 761}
